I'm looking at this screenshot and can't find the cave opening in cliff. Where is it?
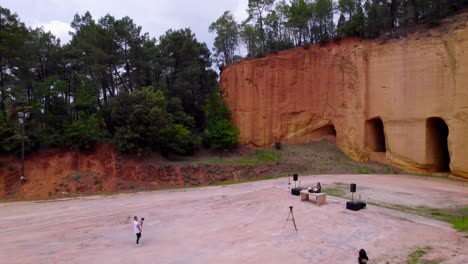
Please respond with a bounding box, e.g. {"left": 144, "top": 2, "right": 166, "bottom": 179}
{"left": 426, "top": 117, "right": 450, "bottom": 172}
{"left": 327, "top": 125, "right": 337, "bottom": 138}
{"left": 365, "top": 118, "right": 386, "bottom": 152}
{"left": 311, "top": 124, "right": 337, "bottom": 141}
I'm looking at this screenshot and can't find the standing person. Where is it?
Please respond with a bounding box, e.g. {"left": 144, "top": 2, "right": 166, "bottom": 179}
{"left": 358, "top": 249, "right": 369, "bottom": 264}
{"left": 133, "top": 216, "right": 142, "bottom": 245}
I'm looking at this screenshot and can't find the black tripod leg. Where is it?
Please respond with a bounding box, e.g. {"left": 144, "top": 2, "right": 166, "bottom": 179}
{"left": 291, "top": 212, "right": 298, "bottom": 232}
{"left": 283, "top": 212, "right": 291, "bottom": 230}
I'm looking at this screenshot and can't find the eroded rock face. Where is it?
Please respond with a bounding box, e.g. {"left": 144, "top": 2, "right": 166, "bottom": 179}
{"left": 220, "top": 18, "right": 468, "bottom": 178}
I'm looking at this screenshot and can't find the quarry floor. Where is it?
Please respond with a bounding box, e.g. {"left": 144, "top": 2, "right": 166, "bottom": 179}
{"left": 0, "top": 174, "right": 467, "bottom": 264}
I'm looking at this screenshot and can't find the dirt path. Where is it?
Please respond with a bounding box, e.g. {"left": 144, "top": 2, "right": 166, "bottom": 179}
{"left": 0, "top": 174, "right": 467, "bottom": 263}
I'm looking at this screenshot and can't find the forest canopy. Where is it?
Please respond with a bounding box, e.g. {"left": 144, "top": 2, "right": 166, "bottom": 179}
{"left": 0, "top": 6, "right": 238, "bottom": 155}
{"left": 209, "top": 0, "right": 468, "bottom": 67}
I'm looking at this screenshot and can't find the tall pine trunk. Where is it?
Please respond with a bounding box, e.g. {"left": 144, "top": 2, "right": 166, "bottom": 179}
{"left": 0, "top": 68, "right": 5, "bottom": 113}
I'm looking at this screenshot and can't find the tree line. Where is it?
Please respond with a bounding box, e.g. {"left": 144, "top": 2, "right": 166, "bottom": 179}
{"left": 0, "top": 6, "right": 239, "bottom": 156}
{"left": 209, "top": 0, "right": 467, "bottom": 67}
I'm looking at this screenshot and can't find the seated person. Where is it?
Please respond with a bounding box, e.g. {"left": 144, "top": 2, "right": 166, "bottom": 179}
{"left": 314, "top": 182, "right": 321, "bottom": 193}
{"left": 308, "top": 182, "right": 322, "bottom": 193}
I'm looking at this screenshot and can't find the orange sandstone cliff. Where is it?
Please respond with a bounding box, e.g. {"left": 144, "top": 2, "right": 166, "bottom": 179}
{"left": 220, "top": 16, "right": 468, "bottom": 179}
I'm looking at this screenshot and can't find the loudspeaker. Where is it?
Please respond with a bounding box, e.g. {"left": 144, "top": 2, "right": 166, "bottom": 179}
{"left": 346, "top": 201, "right": 366, "bottom": 211}
{"left": 291, "top": 187, "right": 302, "bottom": 196}
{"left": 350, "top": 183, "right": 357, "bottom": 193}
{"left": 293, "top": 173, "right": 298, "bottom": 181}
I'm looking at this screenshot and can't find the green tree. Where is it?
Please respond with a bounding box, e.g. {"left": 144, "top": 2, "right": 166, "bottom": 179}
{"left": 342, "top": 1, "right": 365, "bottom": 37}
{"left": 158, "top": 28, "right": 217, "bottom": 127}
{"left": 240, "top": 23, "right": 262, "bottom": 57}
{"left": 69, "top": 11, "right": 113, "bottom": 118}
{"left": 274, "top": 0, "right": 293, "bottom": 44}
{"left": 264, "top": 10, "right": 294, "bottom": 52}
{"left": 314, "top": 0, "right": 335, "bottom": 42}
{"left": 0, "top": 6, "right": 28, "bottom": 114}
{"left": 336, "top": 14, "right": 347, "bottom": 39}
{"left": 287, "top": 0, "right": 311, "bottom": 46}
{"left": 246, "top": 0, "right": 275, "bottom": 52}
{"left": 338, "top": 0, "right": 357, "bottom": 18}
{"left": 109, "top": 87, "right": 170, "bottom": 153}
{"left": 204, "top": 91, "right": 239, "bottom": 151}
{"left": 34, "top": 77, "right": 71, "bottom": 147}
{"left": 364, "top": 0, "right": 381, "bottom": 38}
{"left": 209, "top": 11, "right": 240, "bottom": 67}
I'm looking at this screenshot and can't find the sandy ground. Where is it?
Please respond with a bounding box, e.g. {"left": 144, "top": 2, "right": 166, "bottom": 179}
{"left": 0, "top": 174, "right": 467, "bottom": 264}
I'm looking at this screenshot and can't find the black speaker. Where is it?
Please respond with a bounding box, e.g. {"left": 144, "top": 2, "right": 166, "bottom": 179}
{"left": 293, "top": 173, "right": 298, "bottom": 181}
{"left": 346, "top": 201, "right": 360, "bottom": 211}
{"left": 346, "top": 201, "right": 366, "bottom": 211}
{"left": 350, "top": 183, "right": 356, "bottom": 193}
{"left": 291, "top": 187, "right": 302, "bottom": 196}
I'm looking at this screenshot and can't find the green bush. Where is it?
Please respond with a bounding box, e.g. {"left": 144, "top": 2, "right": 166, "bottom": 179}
{"left": 160, "top": 124, "right": 200, "bottom": 156}
{"left": 204, "top": 119, "right": 239, "bottom": 151}
{"left": 64, "top": 114, "right": 104, "bottom": 150}
{"left": 114, "top": 126, "right": 142, "bottom": 153}
{"left": 167, "top": 97, "right": 196, "bottom": 128}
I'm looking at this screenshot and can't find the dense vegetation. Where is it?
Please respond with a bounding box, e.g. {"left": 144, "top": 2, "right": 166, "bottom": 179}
{"left": 210, "top": 0, "right": 468, "bottom": 66}
{"left": 0, "top": 6, "right": 239, "bottom": 155}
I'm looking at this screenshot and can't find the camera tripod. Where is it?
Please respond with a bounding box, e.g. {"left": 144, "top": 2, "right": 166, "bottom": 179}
{"left": 283, "top": 206, "right": 298, "bottom": 232}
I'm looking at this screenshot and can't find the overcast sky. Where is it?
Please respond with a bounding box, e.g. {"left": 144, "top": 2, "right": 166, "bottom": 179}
{"left": 1, "top": 0, "right": 249, "bottom": 51}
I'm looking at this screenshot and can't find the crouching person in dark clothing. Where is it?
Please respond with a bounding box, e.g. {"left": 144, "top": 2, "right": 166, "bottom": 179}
{"left": 358, "top": 249, "right": 369, "bottom": 264}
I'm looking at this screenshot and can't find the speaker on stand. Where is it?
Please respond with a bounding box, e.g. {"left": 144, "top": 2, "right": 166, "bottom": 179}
{"left": 291, "top": 173, "right": 302, "bottom": 196}
{"left": 350, "top": 183, "right": 356, "bottom": 201}
{"left": 346, "top": 183, "right": 366, "bottom": 211}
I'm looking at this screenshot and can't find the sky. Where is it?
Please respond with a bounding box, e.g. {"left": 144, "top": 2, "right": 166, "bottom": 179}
{"left": 1, "top": 0, "right": 249, "bottom": 51}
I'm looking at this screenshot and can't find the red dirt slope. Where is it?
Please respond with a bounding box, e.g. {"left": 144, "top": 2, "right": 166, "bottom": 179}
{"left": 0, "top": 144, "right": 272, "bottom": 200}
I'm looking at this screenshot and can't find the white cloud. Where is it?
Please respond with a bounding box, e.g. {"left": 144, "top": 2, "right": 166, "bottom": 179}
{"left": 33, "top": 20, "right": 73, "bottom": 44}
{"left": 233, "top": 0, "right": 249, "bottom": 22}
{"left": 2, "top": 0, "right": 249, "bottom": 49}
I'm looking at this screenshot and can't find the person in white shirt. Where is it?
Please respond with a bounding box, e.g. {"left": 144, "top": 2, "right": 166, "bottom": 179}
{"left": 133, "top": 216, "right": 142, "bottom": 245}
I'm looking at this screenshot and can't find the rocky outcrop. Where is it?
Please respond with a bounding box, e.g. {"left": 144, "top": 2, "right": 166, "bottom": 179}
{"left": 220, "top": 14, "right": 468, "bottom": 178}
